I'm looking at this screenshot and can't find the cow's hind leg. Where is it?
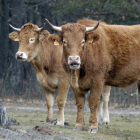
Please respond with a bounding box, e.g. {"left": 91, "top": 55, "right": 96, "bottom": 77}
{"left": 97, "top": 86, "right": 110, "bottom": 124}
{"left": 97, "top": 96, "right": 103, "bottom": 124}
{"left": 43, "top": 86, "right": 54, "bottom": 124}
{"left": 56, "top": 80, "right": 69, "bottom": 126}
{"left": 102, "top": 86, "right": 110, "bottom": 124}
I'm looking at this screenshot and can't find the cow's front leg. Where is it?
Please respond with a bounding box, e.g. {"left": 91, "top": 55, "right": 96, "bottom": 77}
{"left": 73, "top": 88, "right": 85, "bottom": 130}
{"left": 43, "top": 87, "right": 54, "bottom": 124}
{"left": 88, "top": 83, "right": 103, "bottom": 133}
{"left": 56, "top": 80, "right": 69, "bottom": 126}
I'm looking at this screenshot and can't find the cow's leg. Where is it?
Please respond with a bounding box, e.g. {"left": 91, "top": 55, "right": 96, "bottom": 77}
{"left": 102, "top": 86, "right": 110, "bottom": 124}
{"left": 97, "top": 96, "right": 103, "bottom": 124}
{"left": 97, "top": 85, "right": 111, "bottom": 124}
{"left": 88, "top": 82, "right": 103, "bottom": 133}
{"left": 56, "top": 80, "right": 69, "bottom": 126}
{"left": 72, "top": 88, "right": 85, "bottom": 130}
{"left": 43, "top": 86, "right": 54, "bottom": 124}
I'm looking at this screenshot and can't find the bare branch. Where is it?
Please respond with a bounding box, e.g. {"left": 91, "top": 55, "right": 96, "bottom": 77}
{"left": 22, "top": 0, "right": 50, "bottom": 15}
{"left": 84, "top": 12, "right": 114, "bottom": 16}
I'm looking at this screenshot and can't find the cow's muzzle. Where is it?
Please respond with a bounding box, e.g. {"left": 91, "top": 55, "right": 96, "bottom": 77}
{"left": 68, "top": 56, "right": 81, "bottom": 69}
{"left": 15, "top": 52, "right": 28, "bottom": 61}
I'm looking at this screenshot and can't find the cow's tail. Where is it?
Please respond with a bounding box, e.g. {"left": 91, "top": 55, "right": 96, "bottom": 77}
{"left": 137, "top": 80, "right": 140, "bottom": 94}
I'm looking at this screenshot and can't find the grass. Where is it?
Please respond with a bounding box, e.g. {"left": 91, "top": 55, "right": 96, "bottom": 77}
{"left": 6, "top": 108, "right": 140, "bottom": 140}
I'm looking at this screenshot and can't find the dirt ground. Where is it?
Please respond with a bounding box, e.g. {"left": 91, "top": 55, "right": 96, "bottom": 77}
{"left": 0, "top": 99, "right": 140, "bottom": 140}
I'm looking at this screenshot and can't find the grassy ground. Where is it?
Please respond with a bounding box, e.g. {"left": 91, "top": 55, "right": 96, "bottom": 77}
{"left": 0, "top": 100, "right": 140, "bottom": 140}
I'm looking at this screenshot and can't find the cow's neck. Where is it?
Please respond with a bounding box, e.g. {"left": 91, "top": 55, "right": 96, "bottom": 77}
{"left": 31, "top": 42, "right": 60, "bottom": 92}
{"left": 68, "top": 69, "right": 80, "bottom": 88}
{"left": 31, "top": 42, "right": 48, "bottom": 72}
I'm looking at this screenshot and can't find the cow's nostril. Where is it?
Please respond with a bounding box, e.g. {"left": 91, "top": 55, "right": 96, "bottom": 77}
{"left": 76, "top": 57, "right": 79, "bottom": 60}
{"left": 16, "top": 53, "right": 23, "bottom": 59}
{"left": 19, "top": 53, "right": 23, "bottom": 56}
{"left": 69, "top": 57, "right": 72, "bottom": 60}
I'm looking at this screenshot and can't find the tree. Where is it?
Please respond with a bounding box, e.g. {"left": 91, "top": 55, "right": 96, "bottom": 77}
{"left": 51, "top": 0, "right": 140, "bottom": 25}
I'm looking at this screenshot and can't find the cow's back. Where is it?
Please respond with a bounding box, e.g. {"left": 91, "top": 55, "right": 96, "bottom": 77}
{"left": 102, "top": 24, "right": 140, "bottom": 87}
{"left": 77, "top": 19, "right": 107, "bottom": 27}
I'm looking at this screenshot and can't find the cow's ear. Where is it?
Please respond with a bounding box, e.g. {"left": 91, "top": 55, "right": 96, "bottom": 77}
{"left": 9, "top": 31, "right": 19, "bottom": 41}
{"left": 48, "top": 33, "right": 62, "bottom": 46}
{"left": 39, "top": 30, "right": 50, "bottom": 41}
{"left": 86, "top": 32, "right": 100, "bottom": 44}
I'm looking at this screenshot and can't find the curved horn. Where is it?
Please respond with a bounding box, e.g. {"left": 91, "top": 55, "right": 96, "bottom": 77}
{"left": 38, "top": 23, "right": 46, "bottom": 31}
{"left": 86, "top": 21, "right": 100, "bottom": 32}
{"left": 9, "top": 24, "right": 21, "bottom": 31}
{"left": 45, "top": 19, "right": 62, "bottom": 32}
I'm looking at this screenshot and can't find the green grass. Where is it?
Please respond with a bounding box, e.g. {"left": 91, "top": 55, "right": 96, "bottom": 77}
{"left": 6, "top": 108, "right": 140, "bottom": 140}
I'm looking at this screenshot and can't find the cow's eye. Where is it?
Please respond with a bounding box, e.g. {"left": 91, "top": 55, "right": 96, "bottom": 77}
{"left": 63, "top": 40, "right": 67, "bottom": 46}
{"left": 81, "top": 40, "right": 85, "bottom": 46}
{"left": 29, "top": 37, "right": 35, "bottom": 44}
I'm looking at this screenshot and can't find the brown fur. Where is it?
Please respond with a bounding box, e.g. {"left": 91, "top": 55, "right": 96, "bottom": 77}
{"left": 48, "top": 19, "right": 140, "bottom": 132}
{"left": 9, "top": 23, "right": 69, "bottom": 125}
{"left": 78, "top": 19, "right": 107, "bottom": 26}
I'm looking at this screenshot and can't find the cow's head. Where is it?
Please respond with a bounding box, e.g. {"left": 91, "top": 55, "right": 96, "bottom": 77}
{"left": 46, "top": 19, "right": 100, "bottom": 70}
{"left": 9, "top": 23, "right": 49, "bottom": 62}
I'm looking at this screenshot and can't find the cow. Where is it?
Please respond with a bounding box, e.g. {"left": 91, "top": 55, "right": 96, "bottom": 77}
{"left": 46, "top": 18, "right": 140, "bottom": 133}
{"left": 9, "top": 23, "right": 70, "bottom": 126}
{"left": 78, "top": 20, "right": 111, "bottom": 125}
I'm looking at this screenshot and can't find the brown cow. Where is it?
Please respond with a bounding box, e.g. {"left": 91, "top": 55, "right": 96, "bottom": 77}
{"left": 78, "top": 20, "right": 111, "bottom": 125}
{"left": 9, "top": 23, "right": 70, "bottom": 126}
{"left": 46, "top": 18, "right": 140, "bottom": 133}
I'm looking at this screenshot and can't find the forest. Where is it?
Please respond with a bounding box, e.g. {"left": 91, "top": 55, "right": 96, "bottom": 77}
{"left": 0, "top": 0, "right": 140, "bottom": 106}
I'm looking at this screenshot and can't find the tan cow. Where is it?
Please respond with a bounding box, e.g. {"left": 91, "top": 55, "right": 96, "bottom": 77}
{"left": 78, "top": 20, "right": 110, "bottom": 125}
{"left": 9, "top": 23, "right": 70, "bottom": 125}
{"left": 46, "top": 18, "right": 140, "bottom": 133}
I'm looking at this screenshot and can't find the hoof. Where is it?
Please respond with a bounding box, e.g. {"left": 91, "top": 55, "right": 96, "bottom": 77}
{"left": 97, "top": 117, "right": 103, "bottom": 125}
{"left": 88, "top": 128, "right": 98, "bottom": 133}
{"left": 56, "top": 121, "right": 70, "bottom": 126}
{"left": 56, "top": 121, "right": 64, "bottom": 126}
{"left": 45, "top": 121, "right": 55, "bottom": 126}
{"left": 46, "top": 118, "right": 56, "bottom": 126}
{"left": 64, "top": 122, "right": 70, "bottom": 126}
{"left": 73, "top": 126, "right": 83, "bottom": 131}
{"left": 102, "top": 120, "right": 110, "bottom": 125}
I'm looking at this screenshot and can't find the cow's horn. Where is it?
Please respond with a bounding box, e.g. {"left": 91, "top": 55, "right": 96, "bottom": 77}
{"left": 38, "top": 23, "right": 46, "bottom": 31}
{"left": 45, "top": 19, "right": 62, "bottom": 32}
{"left": 9, "top": 24, "right": 21, "bottom": 31}
{"left": 86, "top": 21, "right": 100, "bottom": 32}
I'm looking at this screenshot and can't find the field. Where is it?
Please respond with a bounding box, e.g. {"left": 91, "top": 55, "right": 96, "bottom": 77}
{"left": 0, "top": 99, "right": 140, "bottom": 140}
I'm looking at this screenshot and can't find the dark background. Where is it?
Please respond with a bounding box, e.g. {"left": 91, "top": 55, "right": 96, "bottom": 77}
{"left": 0, "top": 0, "right": 140, "bottom": 106}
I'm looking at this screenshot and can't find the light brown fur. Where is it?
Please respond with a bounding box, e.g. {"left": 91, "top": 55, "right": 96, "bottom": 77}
{"left": 9, "top": 23, "right": 70, "bottom": 125}
{"left": 48, "top": 19, "right": 140, "bottom": 132}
